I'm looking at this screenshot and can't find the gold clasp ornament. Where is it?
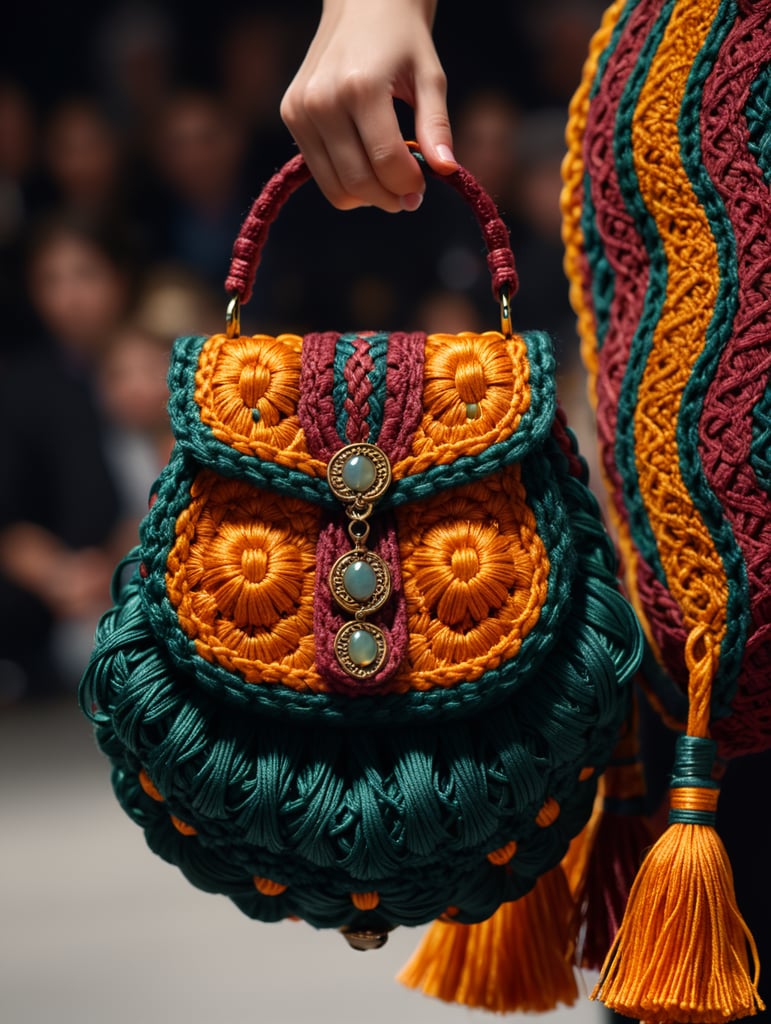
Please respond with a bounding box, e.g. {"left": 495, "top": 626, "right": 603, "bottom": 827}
{"left": 327, "top": 443, "right": 393, "bottom": 678}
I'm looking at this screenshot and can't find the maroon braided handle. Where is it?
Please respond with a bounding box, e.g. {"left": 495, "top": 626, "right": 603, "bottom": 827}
{"left": 225, "top": 149, "right": 519, "bottom": 307}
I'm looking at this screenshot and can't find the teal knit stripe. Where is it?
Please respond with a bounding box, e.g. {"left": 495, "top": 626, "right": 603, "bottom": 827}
{"left": 609, "top": 0, "right": 676, "bottom": 583}
{"left": 677, "top": 0, "right": 748, "bottom": 715}
{"left": 746, "top": 68, "right": 771, "bottom": 490}
{"left": 168, "top": 331, "right": 557, "bottom": 509}
{"left": 746, "top": 62, "right": 771, "bottom": 184}
{"left": 331, "top": 333, "right": 357, "bottom": 440}
{"left": 751, "top": 377, "right": 771, "bottom": 494}
{"left": 580, "top": 176, "right": 614, "bottom": 352}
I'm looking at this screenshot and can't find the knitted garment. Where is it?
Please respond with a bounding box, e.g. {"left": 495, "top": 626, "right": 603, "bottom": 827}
{"left": 80, "top": 327, "right": 641, "bottom": 932}
{"left": 562, "top": 0, "right": 771, "bottom": 758}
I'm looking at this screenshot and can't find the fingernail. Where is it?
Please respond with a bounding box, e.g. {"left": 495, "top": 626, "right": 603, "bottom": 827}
{"left": 400, "top": 192, "right": 424, "bottom": 212}
{"left": 436, "top": 144, "right": 457, "bottom": 166}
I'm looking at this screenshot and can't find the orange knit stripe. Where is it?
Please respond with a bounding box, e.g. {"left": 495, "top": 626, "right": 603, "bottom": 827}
{"left": 630, "top": 0, "right": 728, "bottom": 653}
{"left": 487, "top": 841, "right": 518, "bottom": 865}
{"left": 351, "top": 892, "right": 380, "bottom": 911}
{"left": 578, "top": 765, "right": 595, "bottom": 782}
{"left": 561, "top": 0, "right": 628, "bottom": 390}
{"left": 253, "top": 876, "right": 288, "bottom": 896}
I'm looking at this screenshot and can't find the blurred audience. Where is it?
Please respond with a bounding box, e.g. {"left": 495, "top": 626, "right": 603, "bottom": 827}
{"left": 0, "top": 4, "right": 602, "bottom": 699}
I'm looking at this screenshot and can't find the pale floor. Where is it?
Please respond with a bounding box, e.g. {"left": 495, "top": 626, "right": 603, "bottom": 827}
{"left": 0, "top": 696, "right": 605, "bottom": 1024}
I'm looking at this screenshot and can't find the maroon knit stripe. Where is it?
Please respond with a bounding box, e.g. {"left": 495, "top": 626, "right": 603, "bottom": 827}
{"left": 698, "top": 7, "right": 771, "bottom": 756}
{"left": 588, "top": 0, "right": 659, "bottom": 516}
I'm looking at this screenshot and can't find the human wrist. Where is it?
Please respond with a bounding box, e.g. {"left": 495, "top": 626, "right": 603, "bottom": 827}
{"left": 321, "top": 0, "right": 438, "bottom": 27}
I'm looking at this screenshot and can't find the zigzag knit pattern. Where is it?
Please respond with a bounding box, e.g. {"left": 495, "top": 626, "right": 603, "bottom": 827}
{"left": 562, "top": 0, "right": 771, "bottom": 757}
{"left": 80, "top": 329, "right": 641, "bottom": 932}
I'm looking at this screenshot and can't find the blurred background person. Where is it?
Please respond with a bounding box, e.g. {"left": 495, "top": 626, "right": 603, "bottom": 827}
{"left": 0, "top": 211, "right": 136, "bottom": 697}
{"left": 149, "top": 89, "right": 248, "bottom": 288}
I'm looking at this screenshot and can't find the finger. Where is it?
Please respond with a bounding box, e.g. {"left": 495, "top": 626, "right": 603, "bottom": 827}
{"left": 413, "top": 65, "right": 457, "bottom": 175}
{"left": 349, "top": 92, "right": 427, "bottom": 202}
{"left": 302, "top": 104, "right": 406, "bottom": 212}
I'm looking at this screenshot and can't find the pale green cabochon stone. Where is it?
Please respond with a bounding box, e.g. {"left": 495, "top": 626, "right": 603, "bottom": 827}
{"left": 343, "top": 560, "right": 378, "bottom": 602}
{"left": 347, "top": 628, "right": 379, "bottom": 667}
{"left": 341, "top": 454, "right": 377, "bottom": 493}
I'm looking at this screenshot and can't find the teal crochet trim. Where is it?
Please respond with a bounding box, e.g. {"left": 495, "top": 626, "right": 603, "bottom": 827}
{"left": 746, "top": 60, "right": 771, "bottom": 184}
{"left": 167, "top": 332, "right": 558, "bottom": 510}
{"left": 332, "top": 332, "right": 389, "bottom": 442}
{"left": 611, "top": 0, "right": 677, "bottom": 586}
{"left": 751, "top": 377, "right": 771, "bottom": 494}
{"left": 676, "top": 0, "right": 748, "bottom": 719}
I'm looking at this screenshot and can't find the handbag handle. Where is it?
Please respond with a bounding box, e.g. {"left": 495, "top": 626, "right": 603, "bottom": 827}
{"left": 224, "top": 147, "right": 518, "bottom": 337}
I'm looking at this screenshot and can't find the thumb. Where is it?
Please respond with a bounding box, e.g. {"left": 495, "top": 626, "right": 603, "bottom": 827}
{"left": 413, "top": 67, "right": 457, "bottom": 175}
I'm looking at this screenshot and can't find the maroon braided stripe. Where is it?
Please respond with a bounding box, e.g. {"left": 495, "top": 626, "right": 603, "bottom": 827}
{"left": 224, "top": 153, "right": 311, "bottom": 303}
{"left": 698, "top": 7, "right": 771, "bottom": 757}
{"left": 378, "top": 332, "right": 426, "bottom": 460}
{"left": 343, "top": 336, "right": 374, "bottom": 444}
{"left": 225, "top": 151, "right": 517, "bottom": 306}
{"left": 297, "top": 332, "right": 340, "bottom": 459}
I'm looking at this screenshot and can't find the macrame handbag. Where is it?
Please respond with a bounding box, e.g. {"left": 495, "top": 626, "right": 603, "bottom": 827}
{"left": 562, "top": 0, "right": 771, "bottom": 1020}
{"left": 80, "top": 150, "right": 642, "bottom": 1012}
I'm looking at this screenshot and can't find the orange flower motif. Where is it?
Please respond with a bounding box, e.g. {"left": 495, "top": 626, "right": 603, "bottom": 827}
{"left": 396, "top": 469, "right": 549, "bottom": 683}
{"left": 409, "top": 520, "right": 518, "bottom": 627}
{"left": 168, "top": 472, "right": 323, "bottom": 688}
{"left": 195, "top": 334, "right": 322, "bottom": 474}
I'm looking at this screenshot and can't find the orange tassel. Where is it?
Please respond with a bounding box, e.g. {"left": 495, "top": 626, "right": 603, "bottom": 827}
{"left": 592, "top": 632, "right": 764, "bottom": 1023}
{"left": 397, "top": 863, "right": 578, "bottom": 1013}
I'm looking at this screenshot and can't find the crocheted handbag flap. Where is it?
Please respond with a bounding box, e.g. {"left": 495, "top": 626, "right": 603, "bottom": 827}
{"left": 138, "top": 326, "right": 584, "bottom": 724}
{"left": 168, "top": 329, "right": 556, "bottom": 506}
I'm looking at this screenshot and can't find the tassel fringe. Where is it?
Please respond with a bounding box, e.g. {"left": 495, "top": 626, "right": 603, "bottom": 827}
{"left": 397, "top": 864, "right": 578, "bottom": 1013}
